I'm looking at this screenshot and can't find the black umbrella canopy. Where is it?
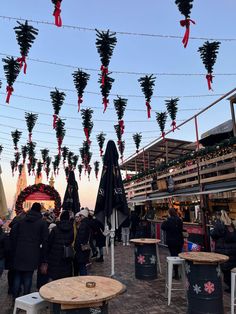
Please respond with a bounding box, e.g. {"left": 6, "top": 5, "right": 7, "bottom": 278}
{"left": 94, "top": 140, "right": 129, "bottom": 228}
{"left": 62, "top": 170, "right": 80, "bottom": 214}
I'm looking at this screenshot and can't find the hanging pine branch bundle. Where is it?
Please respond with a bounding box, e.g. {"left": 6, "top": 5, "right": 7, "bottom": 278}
{"left": 36, "top": 161, "right": 43, "bottom": 179}
{"left": 72, "top": 69, "right": 90, "bottom": 112}
{"left": 18, "top": 163, "right": 23, "bottom": 177}
{"left": 118, "top": 140, "right": 125, "bottom": 163}
{"left": 45, "top": 156, "right": 51, "bottom": 180}
{"left": 21, "top": 145, "right": 28, "bottom": 164}
{"left": 79, "top": 141, "right": 91, "bottom": 171}
{"left": 114, "top": 124, "right": 122, "bottom": 146}
{"left": 81, "top": 108, "right": 93, "bottom": 145}
{"left": 114, "top": 96, "right": 127, "bottom": 135}
{"left": 98, "top": 73, "right": 115, "bottom": 113}
{"left": 0, "top": 80, "right": 2, "bottom": 90}
{"left": 72, "top": 155, "right": 79, "bottom": 170}
{"left": 14, "top": 20, "right": 39, "bottom": 74}
{"left": 87, "top": 164, "right": 92, "bottom": 181}
{"left": 3, "top": 57, "right": 20, "bottom": 104}
{"left": 78, "top": 164, "right": 83, "bottom": 180}
{"left": 25, "top": 112, "right": 38, "bottom": 142}
{"left": 55, "top": 118, "right": 66, "bottom": 155}
{"left": 165, "top": 98, "right": 179, "bottom": 131}
{"left": 156, "top": 112, "right": 168, "bottom": 140}
{"left": 96, "top": 132, "right": 106, "bottom": 157}
{"left": 31, "top": 157, "right": 37, "bottom": 175}
{"left": 11, "top": 129, "right": 22, "bottom": 150}
{"left": 175, "top": 0, "right": 195, "bottom": 48}
{"left": 14, "top": 152, "right": 21, "bottom": 168}
{"left": 0, "top": 145, "right": 3, "bottom": 157}
{"left": 41, "top": 148, "right": 49, "bottom": 168}
{"left": 198, "top": 41, "right": 221, "bottom": 90}
{"left": 62, "top": 146, "right": 69, "bottom": 167}
{"left": 51, "top": 88, "right": 66, "bottom": 129}
{"left": 67, "top": 151, "right": 74, "bottom": 170}
{"left": 94, "top": 161, "right": 99, "bottom": 179}
{"left": 27, "top": 141, "right": 36, "bottom": 166}
{"left": 27, "top": 162, "right": 31, "bottom": 176}
{"left": 53, "top": 154, "right": 60, "bottom": 175}
{"left": 133, "top": 133, "right": 142, "bottom": 154}
{"left": 64, "top": 166, "right": 69, "bottom": 179}
{"left": 96, "top": 29, "right": 117, "bottom": 88}
{"left": 10, "top": 160, "right": 16, "bottom": 176}
{"left": 52, "top": 0, "right": 63, "bottom": 27}
{"left": 138, "top": 75, "right": 156, "bottom": 119}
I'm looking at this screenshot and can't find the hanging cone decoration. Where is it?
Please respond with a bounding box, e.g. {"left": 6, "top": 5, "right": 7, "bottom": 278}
{"left": 87, "top": 164, "right": 92, "bottom": 181}
{"left": 10, "top": 160, "right": 16, "bottom": 176}
{"left": 27, "top": 141, "right": 36, "bottom": 167}
{"left": 175, "top": 0, "right": 195, "bottom": 48}
{"left": 81, "top": 108, "right": 93, "bottom": 145}
{"left": 0, "top": 80, "right": 2, "bottom": 90}
{"left": 98, "top": 73, "right": 114, "bottom": 113}
{"left": 51, "top": 88, "right": 66, "bottom": 129}
{"left": 67, "top": 151, "right": 74, "bottom": 170}
{"left": 41, "top": 148, "right": 49, "bottom": 168}
{"left": 52, "top": 0, "right": 62, "bottom": 27}
{"left": 45, "top": 156, "right": 51, "bottom": 180}
{"left": 94, "top": 161, "right": 99, "bottom": 179}
{"left": 14, "top": 20, "right": 39, "bottom": 74}
{"left": 72, "top": 155, "right": 79, "bottom": 170}
{"left": 114, "top": 96, "right": 127, "bottom": 135}
{"left": 79, "top": 141, "right": 92, "bottom": 171}
{"left": 31, "top": 157, "right": 37, "bottom": 175}
{"left": 96, "top": 132, "right": 106, "bottom": 157}
{"left": 55, "top": 118, "right": 66, "bottom": 155}
{"left": 21, "top": 145, "right": 28, "bottom": 164}
{"left": 3, "top": 57, "right": 20, "bottom": 104}
{"left": 114, "top": 124, "right": 122, "bottom": 146}
{"left": 165, "top": 98, "right": 179, "bottom": 131}
{"left": 11, "top": 129, "right": 22, "bottom": 150}
{"left": 18, "top": 163, "right": 23, "bottom": 177}
{"left": 198, "top": 41, "right": 220, "bottom": 90}
{"left": 62, "top": 146, "right": 69, "bottom": 167}
{"left": 72, "top": 69, "right": 90, "bottom": 112}
{"left": 36, "top": 161, "right": 43, "bottom": 179}
{"left": 118, "top": 140, "right": 125, "bottom": 163}
{"left": 0, "top": 145, "right": 3, "bottom": 157}
{"left": 133, "top": 133, "right": 142, "bottom": 154}
{"left": 96, "top": 29, "right": 117, "bottom": 88}
{"left": 64, "top": 166, "right": 69, "bottom": 180}
{"left": 25, "top": 112, "right": 38, "bottom": 142}
{"left": 138, "top": 75, "right": 156, "bottom": 119}
{"left": 156, "top": 111, "right": 168, "bottom": 140}
{"left": 14, "top": 152, "right": 21, "bottom": 169}
{"left": 53, "top": 154, "right": 60, "bottom": 175}
{"left": 27, "top": 162, "right": 31, "bottom": 176}
{"left": 78, "top": 164, "right": 83, "bottom": 180}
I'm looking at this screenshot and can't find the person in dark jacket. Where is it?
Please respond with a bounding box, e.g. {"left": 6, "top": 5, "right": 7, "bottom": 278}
{"left": 130, "top": 210, "right": 140, "bottom": 239}
{"left": 10, "top": 203, "right": 48, "bottom": 299}
{"left": 93, "top": 218, "right": 106, "bottom": 262}
{"left": 0, "top": 219, "right": 7, "bottom": 277}
{"left": 74, "top": 209, "right": 91, "bottom": 275}
{"left": 161, "top": 208, "right": 184, "bottom": 279}
{"left": 47, "top": 210, "right": 74, "bottom": 281}
{"left": 121, "top": 215, "right": 131, "bottom": 246}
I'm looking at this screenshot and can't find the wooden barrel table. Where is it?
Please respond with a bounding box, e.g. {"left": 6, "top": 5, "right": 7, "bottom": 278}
{"left": 130, "top": 238, "right": 161, "bottom": 280}
{"left": 179, "top": 252, "right": 229, "bottom": 314}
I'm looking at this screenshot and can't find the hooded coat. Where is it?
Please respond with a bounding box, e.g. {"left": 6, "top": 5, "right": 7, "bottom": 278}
{"left": 74, "top": 217, "right": 91, "bottom": 264}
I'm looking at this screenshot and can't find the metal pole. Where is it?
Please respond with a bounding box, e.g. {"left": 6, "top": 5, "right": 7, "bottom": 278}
{"left": 110, "top": 211, "right": 116, "bottom": 277}
{"left": 194, "top": 116, "right": 200, "bottom": 151}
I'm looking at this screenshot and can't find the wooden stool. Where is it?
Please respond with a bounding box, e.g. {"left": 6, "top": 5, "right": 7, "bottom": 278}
{"left": 13, "top": 292, "right": 51, "bottom": 314}
{"left": 231, "top": 268, "right": 236, "bottom": 314}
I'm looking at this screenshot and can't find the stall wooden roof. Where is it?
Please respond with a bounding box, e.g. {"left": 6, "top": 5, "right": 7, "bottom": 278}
{"left": 120, "top": 137, "right": 193, "bottom": 172}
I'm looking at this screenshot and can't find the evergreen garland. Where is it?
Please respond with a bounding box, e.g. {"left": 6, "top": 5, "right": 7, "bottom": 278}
{"left": 10, "top": 160, "right": 16, "bottom": 176}
{"left": 165, "top": 98, "right": 179, "bottom": 131}
{"left": 0, "top": 145, "right": 3, "bottom": 156}
{"left": 114, "top": 96, "right": 127, "bottom": 135}
{"left": 14, "top": 152, "right": 21, "bottom": 168}
{"left": 198, "top": 41, "right": 221, "bottom": 90}
{"left": 31, "top": 158, "right": 38, "bottom": 175}
{"left": 156, "top": 111, "right": 168, "bottom": 139}
{"left": 27, "top": 141, "right": 36, "bottom": 167}
{"left": 11, "top": 129, "right": 22, "bottom": 150}
{"left": 138, "top": 75, "right": 156, "bottom": 118}
{"left": 51, "top": 88, "right": 66, "bottom": 128}
{"left": 98, "top": 73, "right": 115, "bottom": 113}
{"left": 18, "top": 163, "right": 23, "bottom": 177}
{"left": 87, "top": 164, "right": 92, "bottom": 181}
{"left": 114, "top": 124, "right": 122, "bottom": 146}
{"left": 78, "top": 164, "right": 83, "bottom": 180}
{"left": 118, "top": 140, "right": 125, "bottom": 162}
{"left": 96, "top": 132, "right": 106, "bottom": 157}
{"left": 45, "top": 156, "right": 51, "bottom": 180}
{"left": 2, "top": 56, "right": 20, "bottom": 103}
{"left": 62, "top": 146, "right": 69, "bottom": 167}
{"left": 53, "top": 154, "right": 61, "bottom": 175}
{"left": 21, "top": 145, "right": 28, "bottom": 164}
{"left": 41, "top": 148, "right": 49, "bottom": 167}
{"left": 72, "top": 69, "right": 90, "bottom": 111}
{"left": 67, "top": 151, "right": 74, "bottom": 170}
{"left": 36, "top": 161, "right": 43, "bottom": 178}
{"left": 25, "top": 112, "right": 38, "bottom": 142}
{"left": 79, "top": 141, "right": 91, "bottom": 171}
{"left": 72, "top": 155, "right": 79, "bottom": 170}
{"left": 94, "top": 161, "right": 99, "bottom": 179}
{"left": 52, "top": 0, "right": 62, "bottom": 27}
{"left": 14, "top": 20, "right": 39, "bottom": 74}
{"left": 133, "top": 133, "right": 142, "bottom": 153}
{"left": 81, "top": 108, "right": 93, "bottom": 145}
{"left": 55, "top": 118, "right": 66, "bottom": 155}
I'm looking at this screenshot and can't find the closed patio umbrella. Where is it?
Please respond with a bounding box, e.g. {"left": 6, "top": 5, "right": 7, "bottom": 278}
{"left": 62, "top": 170, "right": 80, "bottom": 214}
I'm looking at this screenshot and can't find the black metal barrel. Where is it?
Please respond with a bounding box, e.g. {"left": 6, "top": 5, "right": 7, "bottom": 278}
{"left": 134, "top": 243, "right": 157, "bottom": 280}
{"left": 185, "top": 261, "right": 224, "bottom": 314}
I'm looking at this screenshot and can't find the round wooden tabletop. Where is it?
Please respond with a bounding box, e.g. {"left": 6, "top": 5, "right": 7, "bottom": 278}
{"left": 179, "top": 252, "right": 229, "bottom": 264}
{"left": 39, "top": 276, "right": 124, "bottom": 305}
{"left": 130, "top": 238, "right": 161, "bottom": 245}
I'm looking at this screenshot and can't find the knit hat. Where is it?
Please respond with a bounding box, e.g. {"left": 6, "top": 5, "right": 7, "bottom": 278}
{"left": 31, "top": 202, "right": 42, "bottom": 212}
{"left": 60, "top": 210, "right": 70, "bottom": 221}
{"left": 78, "top": 209, "right": 88, "bottom": 218}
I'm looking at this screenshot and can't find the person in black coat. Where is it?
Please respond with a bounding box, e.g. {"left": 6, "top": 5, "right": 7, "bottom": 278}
{"left": 93, "top": 218, "right": 106, "bottom": 262}
{"left": 10, "top": 203, "right": 48, "bottom": 299}
{"left": 47, "top": 210, "right": 74, "bottom": 281}
{"left": 0, "top": 219, "right": 7, "bottom": 277}
{"left": 161, "top": 208, "right": 184, "bottom": 279}
{"left": 130, "top": 211, "right": 140, "bottom": 239}
{"left": 74, "top": 209, "right": 91, "bottom": 275}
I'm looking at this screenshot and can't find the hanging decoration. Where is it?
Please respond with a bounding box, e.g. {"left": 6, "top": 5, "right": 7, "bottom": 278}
{"left": 98, "top": 73, "right": 114, "bottom": 113}
{"left": 10, "top": 160, "right": 16, "bottom": 176}
{"left": 51, "top": 88, "right": 66, "bottom": 129}
{"left": 114, "top": 96, "right": 127, "bottom": 135}
{"left": 25, "top": 112, "right": 38, "bottom": 142}
{"left": 41, "top": 148, "right": 49, "bottom": 168}
{"left": 96, "top": 132, "right": 106, "bottom": 157}
{"left": 18, "top": 163, "right": 23, "bottom": 176}
{"left": 14, "top": 20, "right": 39, "bottom": 74}
{"left": 165, "top": 98, "right": 179, "bottom": 131}
{"left": 14, "top": 152, "right": 21, "bottom": 169}
{"left": 79, "top": 141, "right": 92, "bottom": 172}
{"left": 64, "top": 166, "right": 69, "bottom": 179}
{"left": 175, "top": 0, "right": 195, "bottom": 48}
{"left": 78, "top": 164, "right": 83, "bottom": 180}
{"left": 81, "top": 108, "right": 93, "bottom": 145}
{"left": 21, "top": 145, "right": 28, "bottom": 164}
{"left": 45, "top": 156, "right": 51, "bottom": 180}
{"left": 62, "top": 146, "right": 69, "bottom": 167}
{"left": 2, "top": 57, "right": 20, "bottom": 104}
{"left": 55, "top": 118, "right": 66, "bottom": 155}
{"left": 52, "top": 0, "right": 62, "bottom": 27}
{"left": 0, "top": 145, "right": 3, "bottom": 157}
{"left": 27, "top": 141, "right": 36, "bottom": 169}
{"left": 52, "top": 154, "right": 60, "bottom": 175}
{"left": 67, "top": 151, "right": 74, "bottom": 170}
{"left": 114, "top": 124, "right": 122, "bottom": 146}
{"left": 156, "top": 112, "right": 168, "bottom": 140}
{"left": 138, "top": 75, "right": 156, "bottom": 119}
{"left": 198, "top": 41, "right": 221, "bottom": 90}
{"left": 11, "top": 129, "right": 22, "bottom": 151}
{"left": 72, "top": 69, "right": 90, "bottom": 112}
{"left": 118, "top": 140, "right": 125, "bottom": 162}
{"left": 72, "top": 155, "right": 79, "bottom": 170}
{"left": 36, "top": 161, "right": 43, "bottom": 180}
{"left": 133, "top": 133, "right": 142, "bottom": 153}
{"left": 87, "top": 165, "right": 92, "bottom": 181}
{"left": 94, "top": 161, "right": 99, "bottom": 179}
{"left": 31, "top": 158, "right": 37, "bottom": 175}
{"left": 0, "top": 80, "right": 2, "bottom": 89}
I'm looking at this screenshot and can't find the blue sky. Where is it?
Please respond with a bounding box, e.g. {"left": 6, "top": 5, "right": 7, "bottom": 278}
{"left": 0, "top": 0, "right": 236, "bottom": 210}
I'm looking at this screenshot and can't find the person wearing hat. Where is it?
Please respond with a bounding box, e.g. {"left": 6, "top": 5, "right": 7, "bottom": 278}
{"left": 0, "top": 219, "right": 7, "bottom": 278}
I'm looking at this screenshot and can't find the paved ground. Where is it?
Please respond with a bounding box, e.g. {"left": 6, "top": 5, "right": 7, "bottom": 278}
{"left": 0, "top": 243, "right": 231, "bottom": 313}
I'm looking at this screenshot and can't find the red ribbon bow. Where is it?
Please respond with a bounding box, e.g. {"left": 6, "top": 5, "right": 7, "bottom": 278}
{"left": 180, "top": 18, "right": 195, "bottom": 48}
{"left": 17, "top": 55, "right": 27, "bottom": 74}
{"left": 103, "top": 97, "right": 109, "bottom": 113}
{"left": 206, "top": 74, "right": 213, "bottom": 90}
{"left": 53, "top": 114, "right": 58, "bottom": 129}
{"left": 6, "top": 85, "right": 14, "bottom": 104}
{"left": 161, "top": 131, "right": 166, "bottom": 141}
{"left": 53, "top": 1, "right": 62, "bottom": 27}
{"left": 101, "top": 65, "right": 108, "bottom": 86}
{"left": 171, "top": 120, "right": 177, "bottom": 132}
{"left": 146, "top": 101, "right": 151, "bottom": 119}
{"left": 78, "top": 96, "right": 83, "bottom": 112}
{"left": 84, "top": 128, "right": 91, "bottom": 145}
{"left": 119, "top": 120, "right": 125, "bottom": 135}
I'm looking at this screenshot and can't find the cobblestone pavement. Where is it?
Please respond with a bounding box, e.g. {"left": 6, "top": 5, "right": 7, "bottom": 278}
{"left": 0, "top": 243, "right": 231, "bottom": 313}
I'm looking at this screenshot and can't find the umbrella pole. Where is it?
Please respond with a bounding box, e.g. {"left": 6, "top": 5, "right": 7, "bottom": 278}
{"left": 110, "top": 210, "right": 116, "bottom": 277}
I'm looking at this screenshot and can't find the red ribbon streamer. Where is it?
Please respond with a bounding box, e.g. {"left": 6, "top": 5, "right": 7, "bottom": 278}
{"left": 58, "top": 137, "right": 63, "bottom": 155}
{"left": 119, "top": 120, "right": 125, "bottom": 135}
{"left": 29, "top": 132, "right": 32, "bottom": 142}
{"left": 180, "top": 18, "right": 195, "bottom": 48}
{"left": 17, "top": 55, "right": 27, "bottom": 74}
{"left": 206, "top": 74, "right": 213, "bottom": 90}
{"left": 101, "top": 65, "right": 108, "bottom": 86}
{"left": 103, "top": 97, "right": 109, "bottom": 113}
{"left": 146, "top": 101, "right": 151, "bottom": 119}
{"left": 53, "top": 114, "right": 58, "bottom": 129}
{"left": 171, "top": 120, "right": 176, "bottom": 132}
{"left": 53, "top": 1, "right": 62, "bottom": 27}
{"left": 84, "top": 128, "right": 91, "bottom": 145}
{"left": 6, "top": 86, "right": 14, "bottom": 104}
{"left": 78, "top": 96, "right": 83, "bottom": 112}
{"left": 117, "top": 140, "right": 121, "bottom": 146}
{"left": 99, "top": 148, "right": 103, "bottom": 157}
{"left": 161, "top": 131, "right": 166, "bottom": 141}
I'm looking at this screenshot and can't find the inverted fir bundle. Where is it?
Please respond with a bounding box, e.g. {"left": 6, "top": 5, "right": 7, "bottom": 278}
{"left": 81, "top": 108, "right": 94, "bottom": 145}
{"left": 96, "top": 132, "right": 106, "bottom": 157}
{"left": 133, "top": 133, "right": 142, "bottom": 154}
{"left": 3, "top": 56, "right": 20, "bottom": 104}
{"left": 62, "top": 146, "right": 69, "bottom": 167}
{"left": 94, "top": 161, "right": 100, "bottom": 179}
{"left": 114, "top": 96, "right": 127, "bottom": 135}
{"left": 165, "top": 98, "right": 179, "bottom": 131}
{"left": 50, "top": 88, "right": 66, "bottom": 128}
{"left": 11, "top": 129, "right": 22, "bottom": 151}
{"left": 138, "top": 74, "right": 156, "bottom": 119}
{"left": 98, "top": 72, "right": 115, "bottom": 113}
{"left": 21, "top": 145, "right": 28, "bottom": 164}
{"left": 41, "top": 149, "right": 50, "bottom": 168}
{"left": 25, "top": 112, "right": 38, "bottom": 142}
{"left": 72, "top": 69, "right": 90, "bottom": 112}
{"left": 156, "top": 111, "right": 167, "bottom": 140}
{"left": 55, "top": 118, "right": 66, "bottom": 155}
